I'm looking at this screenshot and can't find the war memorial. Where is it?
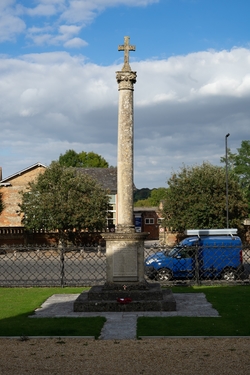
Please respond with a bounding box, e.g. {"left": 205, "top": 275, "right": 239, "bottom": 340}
{"left": 74, "top": 37, "right": 176, "bottom": 312}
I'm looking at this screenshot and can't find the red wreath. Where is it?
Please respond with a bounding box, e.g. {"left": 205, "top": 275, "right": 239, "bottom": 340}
{"left": 117, "top": 297, "right": 132, "bottom": 304}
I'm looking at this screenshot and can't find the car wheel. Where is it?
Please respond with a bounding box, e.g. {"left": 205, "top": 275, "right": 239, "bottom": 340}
{"left": 156, "top": 268, "right": 172, "bottom": 281}
{"left": 221, "top": 268, "right": 237, "bottom": 281}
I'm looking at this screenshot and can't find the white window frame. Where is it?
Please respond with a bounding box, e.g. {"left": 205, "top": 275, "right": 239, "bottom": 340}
{"left": 145, "top": 218, "right": 154, "bottom": 225}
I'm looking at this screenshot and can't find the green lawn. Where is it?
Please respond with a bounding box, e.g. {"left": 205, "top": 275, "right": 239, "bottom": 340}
{"left": 1, "top": 286, "right": 250, "bottom": 338}
{"left": 0, "top": 287, "right": 105, "bottom": 338}
{"left": 137, "top": 285, "right": 250, "bottom": 337}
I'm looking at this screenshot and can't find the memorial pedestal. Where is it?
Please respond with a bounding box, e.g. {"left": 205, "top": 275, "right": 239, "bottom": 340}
{"left": 102, "top": 231, "right": 148, "bottom": 284}
{"left": 73, "top": 283, "right": 176, "bottom": 312}
{"left": 73, "top": 231, "right": 176, "bottom": 312}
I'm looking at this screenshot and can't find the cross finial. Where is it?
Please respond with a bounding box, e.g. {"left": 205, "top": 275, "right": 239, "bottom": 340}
{"left": 118, "top": 36, "right": 136, "bottom": 71}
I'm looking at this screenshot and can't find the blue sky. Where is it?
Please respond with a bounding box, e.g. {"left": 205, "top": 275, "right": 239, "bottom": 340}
{"left": 1, "top": 0, "right": 250, "bottom": 188}
{"left": 4, "top": 1, "right": 250, "bottom": 62}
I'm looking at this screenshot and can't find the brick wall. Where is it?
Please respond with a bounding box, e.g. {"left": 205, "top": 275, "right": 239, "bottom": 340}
{"left": 0, "top": 166, "right": 45, "bottom": 227}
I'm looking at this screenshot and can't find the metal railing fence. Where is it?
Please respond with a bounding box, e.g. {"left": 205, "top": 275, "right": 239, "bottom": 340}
{"left": 0, "top": 243, "right": 249, "bottom": 287}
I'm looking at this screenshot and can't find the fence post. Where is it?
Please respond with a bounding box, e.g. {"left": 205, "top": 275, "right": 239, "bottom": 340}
{"left": 195, "top": 242, "right": 201, "bottom": 285}
{"left": 80, "top": 248, "right": 85, "bottom": 259}
{"left": 60, "top": 247, "right": 65, "bottom": 287}
{"left": 97, "top": 245, "right": 101, "bottom": 257}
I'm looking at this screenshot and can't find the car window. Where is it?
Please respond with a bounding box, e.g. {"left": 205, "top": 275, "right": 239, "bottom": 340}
{"left": 175, "top": 247, "right": 196, "bottom": 258}
{"left": 168, "top": 246, "right": 182, "bottom": 257}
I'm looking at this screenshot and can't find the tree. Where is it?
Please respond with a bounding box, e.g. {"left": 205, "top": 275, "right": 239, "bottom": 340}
{"left": 234, "top": 140, "right": 250, "bottom": 191}
{"left": 149, "top": 188, "right": 168, "bottom": 206}
{"left": 220, "top": 148, "right": 237, "bottom": 171}
{"left": 162, "top": 162, "right": 248, "bottom": 232}
{"left": 133, "top": 188, "right": 151, "bottom": 203}
{"left": 221, "top": 140, "right": 250, "bottom": 205}
{"left": 19, "top": 162, "right": 110, "bottom": 243}
{"left": 58, "top": 150, "right": 109, "bottom": 168}
{"left": 134, "top": 187, "right": 168, "bottom": 207}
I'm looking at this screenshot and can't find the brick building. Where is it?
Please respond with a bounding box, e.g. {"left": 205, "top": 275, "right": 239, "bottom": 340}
{"left": 0, "top": 164, "right": 118, "bottom": 245}
{"left": 0, "top": 163, "right": 47, "bottom": 245}
{"left": 0, "top": 164, "right": 169, "bottom": 243}
{"left": 134, "top": 207, "right": 162, "bottom": 240}
{"left": 0, "top": 163, "right": 46, "bottom": 227}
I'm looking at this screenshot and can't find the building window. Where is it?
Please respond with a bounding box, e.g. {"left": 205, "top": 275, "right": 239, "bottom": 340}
{"left": 145, "top": 218, "right": 154, "bottom": 225}
{"left": 107, "top": 195, "right": 116, "bottom": 228}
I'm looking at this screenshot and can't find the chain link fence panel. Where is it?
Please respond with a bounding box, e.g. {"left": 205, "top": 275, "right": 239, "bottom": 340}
{"left": 144, "top": 243, "right": 250, "bottom": 286}
{"left": 0, "top": 243, "right": 249, "bottom": 287}
{"left": 0, "top": 244, "right": 106, "bottom": 287}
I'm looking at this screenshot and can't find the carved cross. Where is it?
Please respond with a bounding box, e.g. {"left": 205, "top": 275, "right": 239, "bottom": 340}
{"left": 118, "top": 36, "right": 136, "bottom": 71}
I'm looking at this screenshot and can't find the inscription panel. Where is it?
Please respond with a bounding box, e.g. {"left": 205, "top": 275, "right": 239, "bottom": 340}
{"left": 113, "top": 247, "right": 137, "bottom": 277}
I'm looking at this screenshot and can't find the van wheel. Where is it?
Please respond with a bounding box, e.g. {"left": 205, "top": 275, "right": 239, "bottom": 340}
{"left": 221, "top": 268, "right": 237, "bottom": 281}
{"left": 156, "top": 268, "right": 172, "bottom": 281}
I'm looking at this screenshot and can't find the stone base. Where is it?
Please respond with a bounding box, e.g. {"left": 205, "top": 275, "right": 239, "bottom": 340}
{"left": 73, "top": 283, "right": 176, "bottom": 312}
{"left": 101, "top": 231, "right": 149, "bottom": 284}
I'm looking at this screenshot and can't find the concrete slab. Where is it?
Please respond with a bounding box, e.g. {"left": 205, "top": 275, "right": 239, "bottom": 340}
{"left": 30, "top": 293, "right": 219, "bottom": 340}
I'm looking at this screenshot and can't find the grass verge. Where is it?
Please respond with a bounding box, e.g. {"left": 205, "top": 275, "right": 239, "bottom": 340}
{"left": 137, "top": 285, "right": 250, "bottom": 337}
{"left": 0, "top": 287, "right": 105, "bottom": 338}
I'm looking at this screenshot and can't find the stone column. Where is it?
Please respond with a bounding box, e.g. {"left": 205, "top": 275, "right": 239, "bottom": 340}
{"left": 116, "top": 70, "right": 137, "bottom": 233}
{"left": 102, "top": 36, "right": 148, "bottom": 285}
{"left": 102, "top": 37, "right": 148, "bottom": 285}
{"left": 73, "top": 36, "right": 176, "bottom": 311}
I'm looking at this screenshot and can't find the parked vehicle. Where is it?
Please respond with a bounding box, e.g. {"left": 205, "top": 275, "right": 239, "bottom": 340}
{"left": 145, "top": 229, "right": 244, "bottom": 281}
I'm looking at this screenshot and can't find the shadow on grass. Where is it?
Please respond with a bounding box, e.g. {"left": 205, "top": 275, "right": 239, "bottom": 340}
{"left": 0, "top": 313, "right": 106, "bottom": 339}
{"left": 0, "top": 287, "right": 105, "bottom": 339}
{"left": 137, "top": 285, "right": 250, "bottom": 337}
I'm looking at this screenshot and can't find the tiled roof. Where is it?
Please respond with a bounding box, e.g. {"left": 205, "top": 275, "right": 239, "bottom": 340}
{"left": 0, "top": 162, "right": 46, "bottom": 184}
{"left": 76, "top": 167, "right": 117, "bottom": 193}
{"left": 134, "top": 207, "right": 159, "bottom": 212}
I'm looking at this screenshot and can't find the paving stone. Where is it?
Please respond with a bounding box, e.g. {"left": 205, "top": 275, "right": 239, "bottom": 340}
{"left": 30, "top": 293, "right": 219, "bottom": 340}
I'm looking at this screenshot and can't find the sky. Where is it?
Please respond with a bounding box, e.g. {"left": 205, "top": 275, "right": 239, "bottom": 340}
{"left": 1, "top": 0, "right": 250, "bottom": 189}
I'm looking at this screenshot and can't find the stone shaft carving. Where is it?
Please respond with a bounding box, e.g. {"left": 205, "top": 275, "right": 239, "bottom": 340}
{"left": 116, "top": 60, "right": 137, "bottom": 232}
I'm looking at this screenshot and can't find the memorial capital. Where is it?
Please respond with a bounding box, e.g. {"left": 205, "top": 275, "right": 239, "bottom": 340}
{"left": 116, "top": 71, "right": 137, "bottom": 90}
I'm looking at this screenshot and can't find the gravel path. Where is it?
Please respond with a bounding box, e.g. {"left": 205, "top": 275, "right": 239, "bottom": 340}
{"left": 1, "top": 292, "right": 249, "bottom": 374}
{"left": 0, "top": 337, "right": 250, "bottom": 375}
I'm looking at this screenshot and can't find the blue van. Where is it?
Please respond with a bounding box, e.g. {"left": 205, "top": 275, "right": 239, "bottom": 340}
{"left": 145, "top": 229, "right": 243, "bottom": 281}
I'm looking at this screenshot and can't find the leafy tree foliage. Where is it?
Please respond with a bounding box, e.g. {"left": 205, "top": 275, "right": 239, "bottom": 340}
{"left": 220, "top": 148, "right": 237, "bottom": 171}
{"left": 19, "top": 162, "right": 110, "bottom": 242}
{"left": 134, "top": 188, "right": 168, "bottom": 207}
{"left": 134, "top": 198, "right": 152, "bottom": 207}
{"left": 234, "top": 140, "right": 250, "bottom": 191}
{"left": 133, "top": 188, "right": 151, "bottom": 203}
{"left": 150, "top": 188, "right": 168, "bottom": 206}
{"left": 162, "top": 162, "right": 248, "bottom": 232}
{"left": 58, "top": 150, "right": 109, "bottom": 168}
{"left": 221, "top": 140, "right": 250, "bottom": 206}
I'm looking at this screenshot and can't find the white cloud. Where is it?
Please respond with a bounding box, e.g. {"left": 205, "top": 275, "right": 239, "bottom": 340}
{"left": 26, "top": 24, "right": 87, "bottom": 47}
{"left": 24, "top": 4, "right": 58, "bottom": 16}
{"left": 0, "top": 0, "right": 15, "bottom": 11}
{"left": 1, "top": 47, "right": 250, "bottom": 187}
{"left": 0, "top": 15, "right": 25, "bottom": 42}
{"left": 0, "top": 1, "right": 26, "bottom": 42}
{"left": 59, "top": 25, "right": 82, "bottom": 35}
{"left": 0, "top": 0, "right": 160, "bottom": 48}
{"left": 64, "top": 37, "right": 88, "bottom": 48}
{"left": 60, "top": 0, "right": 159, "bottom": 24}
